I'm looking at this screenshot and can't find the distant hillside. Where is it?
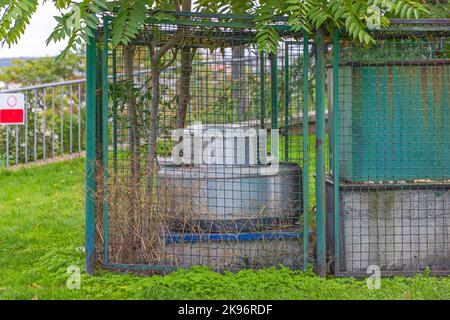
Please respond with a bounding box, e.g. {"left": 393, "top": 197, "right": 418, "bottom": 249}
{"left": 0, "top": 57, "right": 36, "bottom": 68}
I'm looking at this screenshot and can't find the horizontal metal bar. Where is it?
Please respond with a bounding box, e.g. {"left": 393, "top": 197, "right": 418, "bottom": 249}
{"left": 106, "top": 10, "right": 290, "bottom": 22}
{"left": 0, "top": 78, "right": 86, "bottom": 93}
{"left": 166, "top": 231, "right": 304, "bottom": 244}
{"left": 115, "top": 11, "right": 450, "bottom": 26}
{"left": 0, "top": 63, "right": 203, "bottom": 94}
{"left": 327, "top": 59, "right": 450, "bottom": 68}
{"left": 390, "top": 19, "right": 450, "bottom": 25}
{"left": 102, "top": 263, "right": 178, "bottom": 272}
{"left": 371, "top": 26, "right": 450, "bottom": 32}
{"left": 326, "top": 178, "right": 450, "bottom": 191}
{"left": 336, "top": 270, "right": 450, "bottom": 278}
{"left": 145, "top": 16, "right": 255, "bottom": 29}
{"left": 172, "top": 10, "right": 258, "bottom": 21}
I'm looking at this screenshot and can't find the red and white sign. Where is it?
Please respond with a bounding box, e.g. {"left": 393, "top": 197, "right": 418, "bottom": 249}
{"left": 0, "top": 93, "right": 25, "bottom": 125}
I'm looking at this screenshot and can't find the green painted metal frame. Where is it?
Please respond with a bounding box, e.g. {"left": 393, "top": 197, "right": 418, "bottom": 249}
{"left": 270, "top": 53, "right": 278, "bottom": 130}
{"left": 315, "top": 28, "right": 326, "bottom": 276}
{"left": 332, "top": 29, "right": 340, "bottom": 275}
{"left": 302, "top": 32, "right": 310, "bottom": 269}
{"left": 85, "top": 31, "right": 97, "bottom": 275}
{"left": 102, "top": 18, "right": 110, "bottom": 264}
{"left": 144, "top": 12, "right": 295, "bottom": 31}
{"left": 92, "top": 15, "right": 311, "bottom": 272}
{"left": 284, "top": 42, "right": 289, "bottom": 161}
{"left": 85, "top": 18, "right": 111, "bottom": 273}
{"left": 282, "top": 37, "right": 311, "bottom": 270}
{"left": 112, "top": 48, "right": 118, "bottom": 176}
{"left": 89, "top": 16, "right": 449, "bottom": 275}
{"left": 260, "top": 52, "right": 266, "bottom": 129}
{"left": 330, "top": 26, "right": 450, "bottom": 277}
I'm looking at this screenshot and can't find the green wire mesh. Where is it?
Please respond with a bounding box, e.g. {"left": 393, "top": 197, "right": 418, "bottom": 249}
{"left": 328, "top": 24, "right": 450, "bottom": 276}
{"left": 93, "top": 16, "right": 312, "bottom": 273}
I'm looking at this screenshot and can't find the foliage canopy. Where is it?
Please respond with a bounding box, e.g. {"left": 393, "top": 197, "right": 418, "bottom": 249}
{"left": 0, "top": 53, "right": 84, "bottom": 86}
{"left": 0, "top": 1, "right": 448, "bottom": 59}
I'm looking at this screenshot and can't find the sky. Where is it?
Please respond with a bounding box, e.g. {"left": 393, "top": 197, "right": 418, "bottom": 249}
{"left": 0, "top": 3, "right": 68, "bottom": 58}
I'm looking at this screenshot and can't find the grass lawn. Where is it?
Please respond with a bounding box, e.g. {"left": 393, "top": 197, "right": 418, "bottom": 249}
{"left": 1, "top": 158, "right": 450, "bottom": 300}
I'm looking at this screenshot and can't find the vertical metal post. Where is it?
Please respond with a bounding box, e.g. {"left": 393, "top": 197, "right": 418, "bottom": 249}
{"left": 332, "top": 29, "right": 340, "bottom": 275}
{"left": 33, "top": 90, "right": 37, "bottom": 161}
{"left": 270, "top": 53, "right": 278, "bottom": 129}
{"left": 315, "top": 28, "right": 326, "bottom": 276}
{"left": 78, "top": 83, "right": 82, "bottom": 153}
{"left": 260, "top": 52, "right": 265, "bottom": 129}
{"left": 52, "top": 87, "right": 55, "bottom": 158}
{"left": 60, "top": 86, "right": 64, "bottom": 155}
{"left": 102, "top": 18, "right": 110, "bottom": 264}
{"left": 284, "top": 42, "right": 289, "bottom": 161}
{"left": 69, "top": 84, "right": 73, "bottom": 153}
{"left": 42, "top": 88, "right": 46, "bottom": 160}
{"left": 302, "top": 32, "right": 310, "bottom": 269}
{"left": 15, "top": 125, "right": 18, "bottom": 165}
{"left": 6, "top": 126, "right": 9, "bottom": 166}
{"left": 85, "top": 31, "right": 97, "bottom": 275}
{"left": 112, "top": 49, "right": 118, "bottom": 175}
{"left": 24, "top": 91, "right": 28, "bottom": 164}
{"left": 270, "top": 52, "right": 279, "bottom": 166}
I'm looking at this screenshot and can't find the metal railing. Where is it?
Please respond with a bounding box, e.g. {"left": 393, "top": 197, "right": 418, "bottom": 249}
{"left": 0, "top": 79, "right": 86, "bottom": 167}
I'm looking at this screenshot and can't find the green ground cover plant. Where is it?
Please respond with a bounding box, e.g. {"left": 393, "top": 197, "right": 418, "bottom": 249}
{"left": 1, "top": 158, "right": 450, "bottom": 300}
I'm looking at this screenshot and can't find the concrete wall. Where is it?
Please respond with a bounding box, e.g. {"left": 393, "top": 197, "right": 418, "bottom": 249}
{"left": 328, "top": 183, "right": 450, "bottom": 273}
{"left": 160, "top": 236, "right": 304, "bottom": 271}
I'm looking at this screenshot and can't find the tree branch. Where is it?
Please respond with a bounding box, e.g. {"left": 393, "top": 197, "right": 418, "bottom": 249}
{"left": 161, "top": 47, "right": 180, "bottom": 71}
{"left": 152, "top": 29, "right": 183, "bottom": 64}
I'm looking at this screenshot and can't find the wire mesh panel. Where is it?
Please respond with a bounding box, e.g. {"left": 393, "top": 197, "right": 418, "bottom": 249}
{"left": 90, "top": 15, "right": 311, "bottom": 272}
{"left": 327, "top": 22, "right": 450, "bottom": 276}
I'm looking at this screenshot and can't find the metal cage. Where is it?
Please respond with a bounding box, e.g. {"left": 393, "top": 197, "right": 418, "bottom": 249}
{"left": 86, "top": 14, "right": 450, "bottom": 277}
{"left": 85, "top": 13, "right": 313, "bottom": 273}
{"left": 327, "top": 21, "right": 450, "bottom": 276}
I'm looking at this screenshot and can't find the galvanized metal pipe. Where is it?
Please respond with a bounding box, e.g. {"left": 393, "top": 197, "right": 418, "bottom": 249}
{"left": 15, "top": 125, "right": 18, "bottom": 164}
{"left": 24, "top": 92, "right": 28, "bottom": 164}
{"left": 5, "top": 126, "right": 9, "bottom": 166}
{"left": 52, "top": 87, "right": 55, "bottom": 158}
{"left": 42, "top": 88, "right": 46, "bottom": 160}
{"left": 69, "top": 84, "right": 73, "bottom": 154}
{"left": 0, "top": 78, "right": 86, "bottom": 93}
{"left": 33, "top": 90, "right": 37, "bottom": 161}
{"left": 78, "top": 82, "right": 82, "bottom": 153}
{"left": 60, "top": 86, "right": 64, "bottom": 156}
